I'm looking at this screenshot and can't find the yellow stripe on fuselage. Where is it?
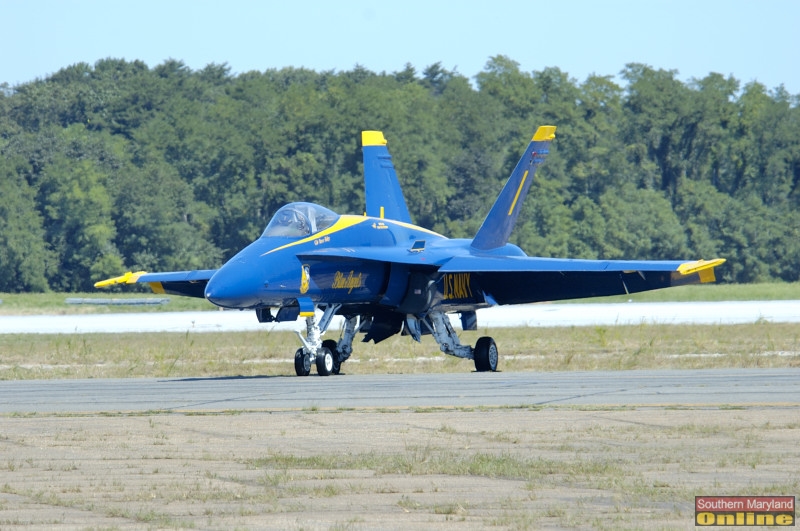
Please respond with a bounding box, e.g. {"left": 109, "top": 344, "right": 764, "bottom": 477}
{"left": 262, "top": 216, "right": 368, "bottom": 255}
{"left": 381, "top": 218, "right": 444, "bottom": 238}
{"left": 262, "top": 215, "right": 444, "bottom": 256}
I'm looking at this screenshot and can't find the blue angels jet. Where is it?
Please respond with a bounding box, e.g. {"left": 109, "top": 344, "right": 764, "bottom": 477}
{"left": 96, "top": 126, "right": 725, "bottom": 376}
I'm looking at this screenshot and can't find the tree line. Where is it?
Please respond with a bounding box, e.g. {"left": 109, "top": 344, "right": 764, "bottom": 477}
{"left": 1, "top": 56, "right": 798, "bottom": 292}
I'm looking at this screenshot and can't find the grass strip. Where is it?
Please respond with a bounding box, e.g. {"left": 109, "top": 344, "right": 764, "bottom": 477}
{"left": 1, "top": 322, "right": 797, "bottom": 380}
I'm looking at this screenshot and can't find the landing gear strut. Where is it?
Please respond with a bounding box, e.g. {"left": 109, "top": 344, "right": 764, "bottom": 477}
{"left": 294, "top": 305, "right": 360, "bottom": 376}
{"left": 424, "top": 311, "right": 499, "bottom": 372}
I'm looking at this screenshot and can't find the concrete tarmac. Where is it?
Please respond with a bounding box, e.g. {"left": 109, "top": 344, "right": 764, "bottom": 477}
{"left": 2, "top": 368, "right": 798, "bottom": 415}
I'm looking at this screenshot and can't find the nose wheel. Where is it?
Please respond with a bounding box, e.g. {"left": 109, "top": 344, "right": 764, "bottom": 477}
{"left": 294, "top": 348, "right": 311, "bottom": 376}
{"left": 294, "top": 347, "right": 336, "bottom": 376}
{"left": 322, "top": 339, "right": 341, "bottom": 374}
{"left": 293, "top": 305, "right": 354, "bottom": 376}
{"left": 315, "top": 346, "right": 335, "bottom": 376}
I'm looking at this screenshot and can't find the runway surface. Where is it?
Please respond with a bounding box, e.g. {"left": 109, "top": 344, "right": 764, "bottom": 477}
{"left": 2, "top": 368, "right": 798, "bottom": 414}
{"left": 2, "top": 300, "right": 799, "bottom": 334}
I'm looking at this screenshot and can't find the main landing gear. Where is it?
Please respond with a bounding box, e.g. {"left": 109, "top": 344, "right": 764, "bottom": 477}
{"left": 292, "top": 306, "right": 498, "bottom": 376}
{"left": 294, "top": 304, "right": 359, "bottom": 376}
{"left": 422, "top": 311, "right": 499, "bottom": 372}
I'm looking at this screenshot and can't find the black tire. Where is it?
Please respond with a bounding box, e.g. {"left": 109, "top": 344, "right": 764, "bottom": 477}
{"left": 294, "top": 348, "right": 311, "bottom": 376}
{"left": 315, "top": 347, "right": 334, "bottom": 376}
{"left": 474, "top": 336, "right": 498, "bottom": 372}
{"left": 322, "top": 339, "right": 341, "bottom": 375}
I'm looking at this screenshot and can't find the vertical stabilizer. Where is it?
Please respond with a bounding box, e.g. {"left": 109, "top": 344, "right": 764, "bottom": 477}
{"left": 470, "top": 126, "right": 557, "bottom": 251}
{"left": 362, "top": 131, "right": 413, "bottom": 223}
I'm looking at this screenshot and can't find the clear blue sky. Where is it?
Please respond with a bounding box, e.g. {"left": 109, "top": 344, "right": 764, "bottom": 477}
{"left": 2, "top": 0, "right": 798, "bottom": 95}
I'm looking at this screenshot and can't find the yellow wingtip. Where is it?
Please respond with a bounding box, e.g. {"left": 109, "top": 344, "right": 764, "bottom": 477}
{"left": 362, "top": 130, "right": 387, "bottom": 146}
{"left": 94, "top": 271, "right": 146, "bottom": 288}
{"left": 532, "top": 125, "right": 557, "bottom": 142}
{"left": 677, "top": 258, "right": 726, "bottom": 283}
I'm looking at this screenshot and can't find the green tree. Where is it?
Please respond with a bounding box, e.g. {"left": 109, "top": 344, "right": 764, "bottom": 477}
{"left": 570, "top": 75, "right": 630, "bottom": 199}
{"left": 2, "top": 56, "right": 799, "bottom": 290}
{"left": 728, "top": 82, "right": 800, "bottom": 205}
{"left": 622, "top": 63, "right": 695, "bottom": 198}
{"left": 37, "top": 126, "right": 125, "bottom": 290}
{"left": 597, "top": 184, "right": 689, "bottom": 260}
{"left": 675, "top": 180, "right": 799, "bottom": 282}
{"left": 0, "top": 157, "right": 52, "bottom": 291}
{"left": 112, "top": 164, "right": 222, "bottom": 272}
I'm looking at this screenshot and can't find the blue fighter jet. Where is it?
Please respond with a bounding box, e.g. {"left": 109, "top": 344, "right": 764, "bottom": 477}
{"left": 96, "top": 126, "right": 725, "bottom": 375}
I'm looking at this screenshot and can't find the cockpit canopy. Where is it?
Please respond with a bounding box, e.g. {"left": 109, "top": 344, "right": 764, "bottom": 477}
{"left": 262, "top": 202, "right": 339, "bottom": 238}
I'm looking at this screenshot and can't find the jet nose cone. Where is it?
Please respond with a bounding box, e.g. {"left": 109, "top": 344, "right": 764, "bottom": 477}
{"left": 205, "top": 269, "right": 262, "bottom": 309}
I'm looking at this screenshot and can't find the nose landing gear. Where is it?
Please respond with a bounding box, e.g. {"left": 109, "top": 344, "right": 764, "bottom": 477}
{"left": 293, "top": 305, "right": 359, "bottom": 376}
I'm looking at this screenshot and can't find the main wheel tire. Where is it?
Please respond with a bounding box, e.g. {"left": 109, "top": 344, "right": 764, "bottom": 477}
{"left": 315, "top": 347, "right": 334, "bottom": 376}
{"left": 474, "top": 336, "right": 498, "bottom": 372}
{"left": 322, "top": 339, "right": 341, "bottom": 375}
{"left": 294, "top": 348, "right": 311, "bottom": 376}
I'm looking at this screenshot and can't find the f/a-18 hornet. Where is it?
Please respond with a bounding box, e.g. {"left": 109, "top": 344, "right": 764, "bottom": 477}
{"left": 97, "top": 126, "right": 724, "bottom": 375}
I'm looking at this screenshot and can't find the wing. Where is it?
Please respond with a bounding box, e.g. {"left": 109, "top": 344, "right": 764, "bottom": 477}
{"left": 94, "top": 269, "right": 217, "bottom": 299}
{"left": 362, "top": 131, "right": 413, "bottom": 223}
{"left": 439, "top": 256, "right": 725, "bottom": 304}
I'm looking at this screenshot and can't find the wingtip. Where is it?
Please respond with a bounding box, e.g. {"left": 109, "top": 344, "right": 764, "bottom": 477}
{"left": 94, "top": 271, "right": 146, "bottom": 288}
{"left": 677, "top": 258, "right": 726, "bottom": 283}
{"left": 677, "top": 258, "right": 726, "bottom": 275}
